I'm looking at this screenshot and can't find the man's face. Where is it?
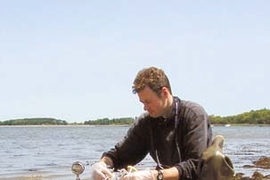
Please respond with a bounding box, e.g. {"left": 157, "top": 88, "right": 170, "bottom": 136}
{"left": 137, "top": 86, "right": 167, "bottom": 118}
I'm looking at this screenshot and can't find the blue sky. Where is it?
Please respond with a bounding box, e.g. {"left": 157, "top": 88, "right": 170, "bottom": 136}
{"left": 1, "top": 1, "right": 269, "bottom": 123}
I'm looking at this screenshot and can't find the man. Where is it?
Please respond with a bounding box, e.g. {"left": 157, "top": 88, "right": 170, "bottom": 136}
{"left": 90, "top": 67, "right": 212, "bottom": 180}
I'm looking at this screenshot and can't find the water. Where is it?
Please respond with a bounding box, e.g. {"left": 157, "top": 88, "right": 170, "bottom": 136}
{"left": 0, "top": 125, "right": 269, "bottom": 179}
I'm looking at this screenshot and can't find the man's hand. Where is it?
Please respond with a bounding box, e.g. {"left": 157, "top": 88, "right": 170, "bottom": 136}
{"left": 90, "top": 161, "right": 114, "bottom": 180}
{"left": 119, "top": 170, "right": 155, "bottom": 180}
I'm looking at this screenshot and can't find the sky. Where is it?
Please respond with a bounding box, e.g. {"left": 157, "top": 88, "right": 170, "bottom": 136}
{"left": 1, "top": 1, "right": 269, "bottom": 123}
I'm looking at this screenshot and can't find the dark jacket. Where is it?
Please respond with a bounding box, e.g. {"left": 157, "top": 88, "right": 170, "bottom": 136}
{"left": 102, "top": 97, "right": 212, "bottom": 180}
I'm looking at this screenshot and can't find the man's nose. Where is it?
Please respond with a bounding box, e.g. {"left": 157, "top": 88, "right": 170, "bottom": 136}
{"left": 143, "top": 104, "right": 148, "bottom": 111}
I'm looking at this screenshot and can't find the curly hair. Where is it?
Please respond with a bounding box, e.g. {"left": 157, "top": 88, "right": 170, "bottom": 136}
{"left": 132, "top": 67, "right": 172, "bottom": 96}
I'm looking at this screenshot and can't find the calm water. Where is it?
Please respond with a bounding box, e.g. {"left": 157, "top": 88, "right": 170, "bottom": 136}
{"left": 0, "top": 125, "right": 270, "bottom": 179}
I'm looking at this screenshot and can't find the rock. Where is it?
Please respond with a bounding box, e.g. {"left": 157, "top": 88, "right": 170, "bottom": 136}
{"left": 230, "top": 171, "right": 270, "bottom": 180}
{"left": 253, "top": 156, "right": 270, "bottom": 169}
{"left": 230, "top": 156, "right": 270, "bottom": 180}
{"left": 243, "top": 165, "right": 255, "bottom": 168}
{"left": 252, "top": 171, "right": 265, "bottom": 179}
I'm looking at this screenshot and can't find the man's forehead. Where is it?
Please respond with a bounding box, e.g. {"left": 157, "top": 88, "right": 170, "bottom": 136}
{"left": 138, "top": 91, "right": 158, "bottom": 103}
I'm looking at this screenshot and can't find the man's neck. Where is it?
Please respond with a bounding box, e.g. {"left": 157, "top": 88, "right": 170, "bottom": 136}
{"left": 162, "top": 95, "right": 174, "bottom": 119}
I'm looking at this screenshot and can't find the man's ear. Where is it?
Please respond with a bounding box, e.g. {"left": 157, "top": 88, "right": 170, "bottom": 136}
{"left": 161, "top": 87, "right": 170, "bottom": 97}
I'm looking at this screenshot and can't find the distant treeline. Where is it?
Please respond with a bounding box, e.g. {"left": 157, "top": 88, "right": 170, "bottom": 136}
{"left": 209, "top": 108, "right": 270, "bottom": 125}
{"left": 84, "top": 117, "right": 134, "bottom": 125}
{"left": 0, "top": 108, "right": 269, "bottom": 125}
{"left": 0, "top": 118, "right": 68, "bottom": 125}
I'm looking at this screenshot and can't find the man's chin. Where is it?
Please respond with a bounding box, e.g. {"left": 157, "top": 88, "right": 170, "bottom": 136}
{"left": 149, "top": 113, "right": 160, "bottom": 118}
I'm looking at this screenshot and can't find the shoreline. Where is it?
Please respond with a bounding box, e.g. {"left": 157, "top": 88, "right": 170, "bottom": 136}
{"left": 1, "top": 157, "right": 270, "bottom": 180}
{"left": 2, "top": 171, "right": 270, "bottom": 180}
{"left": 0, "top": 124, "right": 269, "bottom": 127}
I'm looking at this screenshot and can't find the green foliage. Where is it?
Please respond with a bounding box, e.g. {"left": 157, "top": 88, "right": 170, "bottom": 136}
{"left": 1, "top": 108, "right": 269, "bottom": 125}
{"left": 84, "top": 117, "right": 134, "bottom": 125}
{"left": 0, "top": 118, "right": 68, "bottom": 125}
{"left": 209, "top": 108, "right": 270, "bottom": 125}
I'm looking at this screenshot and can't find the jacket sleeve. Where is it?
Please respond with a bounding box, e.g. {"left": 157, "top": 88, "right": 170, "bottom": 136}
{"left": 102, "top": 115, "right": 151, "bottom": 170}
{"left": 175, "top": 104, "right": 212, "bottom": 180}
